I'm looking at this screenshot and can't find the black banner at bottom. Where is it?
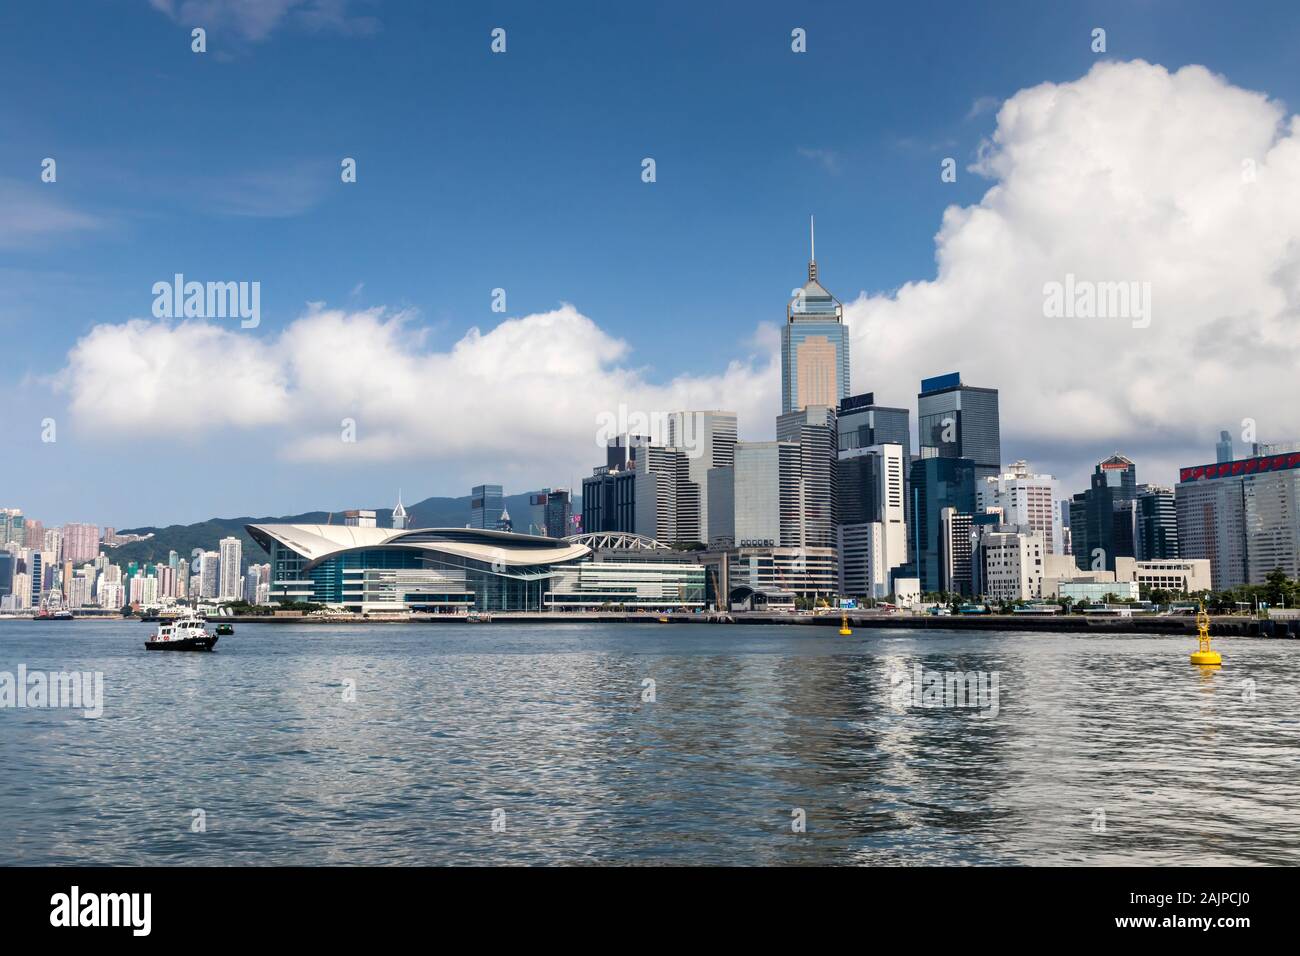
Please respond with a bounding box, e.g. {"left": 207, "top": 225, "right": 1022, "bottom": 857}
{"left": 0, "top": 866, "right": 1284, "bottom": 943}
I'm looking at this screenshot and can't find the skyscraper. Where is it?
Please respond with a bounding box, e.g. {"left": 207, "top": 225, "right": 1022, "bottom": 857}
{"left": 837, "top": 393, "right": 911, "bottom": 460}
{"left": 909, "top": 456, "right": 978, "bottom": 593}
{"left": 219, "top": 536, "right": 243, "bottom": 601}
{"left": 1135, "top": 484, "right": 1178, "bottom": 560}
{"left": 392, "top": 491, "right": 408, "bottom": 530}
{"left": 543, "top": 489, "right": 573, "bottom": 538}
{"left": 836, "top": 442, "right": 908, "bottom": 599}
{"left": 1177, "top": 450, "right": 1300, "bottom": 588}
{"left": 1069, "top": 454, "right": 1138, "bottom": 571}
{"left": 917, "top": 373, "right": 1002, "bottom": 480}
{"left": 633, "top": 444, "right": 697, "bottom": 544}
{"left": 469, "top": 485, "right": 504, "bottom": 530}
{"left": 667, "top": 410, "right": 737, "bottom": 544}
{"left": 776, "top": 404, "right": 838, "bottom": 550}
{"left": 1216, "top": 430, "right": 1234, "bottom": 464}
{"left": 707, "top": 441, "right": 802, "bottom": 549}
{"left": 781, "top": 217, "right": 850, "bottom": 415}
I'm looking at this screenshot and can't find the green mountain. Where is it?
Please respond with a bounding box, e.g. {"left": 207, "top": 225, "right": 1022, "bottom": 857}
{"left": 110, "top": 492, "right": 579, "bottom": 569}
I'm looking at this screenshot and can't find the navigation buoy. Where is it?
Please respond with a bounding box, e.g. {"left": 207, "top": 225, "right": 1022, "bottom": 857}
{"left": 839, "top": 611, "right": 852, "bottom": 636}
{"left": 1190, "top": 603, "right": 1222, "bottom": 666}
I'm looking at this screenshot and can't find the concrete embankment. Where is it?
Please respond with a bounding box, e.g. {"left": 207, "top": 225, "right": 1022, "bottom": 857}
{"left": 212, "top": 612, "right": 1300, "bottom": 637}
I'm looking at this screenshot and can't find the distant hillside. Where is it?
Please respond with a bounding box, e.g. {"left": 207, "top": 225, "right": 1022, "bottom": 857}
{"left": 110, "top": 492, "right": 579, "bottom": 568}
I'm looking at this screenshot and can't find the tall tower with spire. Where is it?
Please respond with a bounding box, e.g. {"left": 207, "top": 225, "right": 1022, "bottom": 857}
{"left": 392, "top": 490, "right": 408, "bottom": 530}
{"left": 781, "top": 216, "right": 849, "bottom": 414}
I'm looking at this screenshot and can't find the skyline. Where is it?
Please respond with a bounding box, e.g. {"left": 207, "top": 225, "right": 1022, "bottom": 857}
{"left": 5, "top": 2, "right": 1300, "bottom": 526}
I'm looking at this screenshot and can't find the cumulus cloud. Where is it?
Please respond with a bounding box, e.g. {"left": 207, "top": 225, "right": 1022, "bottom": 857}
{"left": 844, "top": 59, "right": 1300, "bottom": 488}
{"left": 56, "top": 305, "right": 778, "bottom": 481}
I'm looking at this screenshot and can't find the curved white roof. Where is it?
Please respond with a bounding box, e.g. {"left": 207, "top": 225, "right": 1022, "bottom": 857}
{"left": 246, "top": 524, "right": 591, "bottom": 569}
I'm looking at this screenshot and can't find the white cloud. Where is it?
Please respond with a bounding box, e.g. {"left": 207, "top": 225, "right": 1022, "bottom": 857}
{"left": 56, "top": 305, "right": 779, "bottom": 482}
{"left": 148, "top": 0, "right": 379, "bottom": 43}
{"left": 0, "top": 179, "right": 105, "bottom": 249}
{"left": 844, "top": 59, "right": 1300, "bottom": 489}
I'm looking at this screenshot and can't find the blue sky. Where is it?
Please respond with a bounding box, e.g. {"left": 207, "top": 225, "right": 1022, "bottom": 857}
{"left": 4, "top": 0, "right": 1300, "bottom": 527}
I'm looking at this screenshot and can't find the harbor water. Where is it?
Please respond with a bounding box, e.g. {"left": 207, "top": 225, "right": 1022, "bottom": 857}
{"left": 1, "top": 620, "right": 1296, "bottom": 865}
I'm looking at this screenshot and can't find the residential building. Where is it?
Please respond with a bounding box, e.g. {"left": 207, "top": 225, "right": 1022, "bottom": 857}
{"left": 219, "top": 536, "right": 243, "bottom": 601}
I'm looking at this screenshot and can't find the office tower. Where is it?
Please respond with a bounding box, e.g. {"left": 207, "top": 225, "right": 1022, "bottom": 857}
{"left": 909, "top": 456, "right": 978, "bottom": 593}
{"left": 938, "top": 508, "right": 974, "bottom": 596}
{"left": 1069, "top": 454, "right": 1138, "bottom": 571}
{"left": 837, "top": 393, "right": 910, "bottom": 459}
{"left": 392, "top": 492, "right": 408, "bottom": 530}
{"left": 777, "top": 405, "right": 838, "bottom": 549}
{"left": 633, "top": 445, "right": 697, "bottom": 544}
{"left": 61, "top": 523, "right": 99, "bottom": 564}
{"left": 977, "top": 460, "right": 1062, "bottom": 554}
{"left": 781, "top": 217, "right": 850, "bottom": 414}
{"left": 342, "top": 510, "right": 376, "bottom": 528}
{"left": 707, "top": 441, "right": 802, "bottom": 549}
{"left": 469, "top": 484, "right": 504, "bottom": 530}
{"left": 1180, "top": 449, "right": 1300, "bottom": 586}
{"left": 1, "top": 509, "right": 24, "bottom": 548}
{"left": 29, "top": 551, "right": 43, "bottom": 606}
{"left": 544, "top": 489, "right": 573, "bottom": 539}
{"left": 917, "top": 372, "right": 1002, "bottom": 480}
{"left": 605, "top": 434, "right": 651, "bottom": 470}
{"left": 836, "top": 442, "right": 907, "bottom": 598}
{"left": 43, "top": 528, "right": 62, "bottom": 560}
{"left": 582, "top": 443, "right": 639, "bottom": 535}
{"left": 0, "top": 551, "right": 13, "bottom": 601}
{"left": 526, "top": 490, "right": 550, "bottom": 536}
{"left": 1135, "top": 485, "right": 1178, "bottom": 560}
{"left": 495, "top": 507, "right": 513, "bottom": 532}
{"left": 667, "top": 410, "right": 738, "bottom": 542}
{"left": 218, "top": 537, "right": 242, "bottom": 600}
{"left": 1216, "top": 430, "right": 1234, "bottom": 464}
{"left": 199, "top": 551, "right": 220, "bottom": 599}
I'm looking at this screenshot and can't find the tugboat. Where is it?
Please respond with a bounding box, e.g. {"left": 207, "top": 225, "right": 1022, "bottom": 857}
{"left": 145, "top": 615, "right": 218, "bottom": 652}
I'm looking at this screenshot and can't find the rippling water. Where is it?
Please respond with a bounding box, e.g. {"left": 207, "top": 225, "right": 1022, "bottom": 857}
{"left": 1, "top": 620, "right": 1297, "bottom": 865}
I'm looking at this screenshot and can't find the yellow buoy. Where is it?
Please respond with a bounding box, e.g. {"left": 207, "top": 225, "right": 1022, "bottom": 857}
{"left": 839, "top": 611, "right": 852, "bottom": 636}
{"left": 1190, "top": 603, "right": 1221, "bottom": 666}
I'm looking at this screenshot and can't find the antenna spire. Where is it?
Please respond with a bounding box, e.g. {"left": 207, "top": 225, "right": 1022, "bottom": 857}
{"left": 808, "top": 215, "right": 818, "bottom": 282}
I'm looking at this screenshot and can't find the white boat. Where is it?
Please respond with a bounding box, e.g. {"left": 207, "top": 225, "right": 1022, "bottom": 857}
{"left": 145, "top": 615, "right": 218, "bottom": 652}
